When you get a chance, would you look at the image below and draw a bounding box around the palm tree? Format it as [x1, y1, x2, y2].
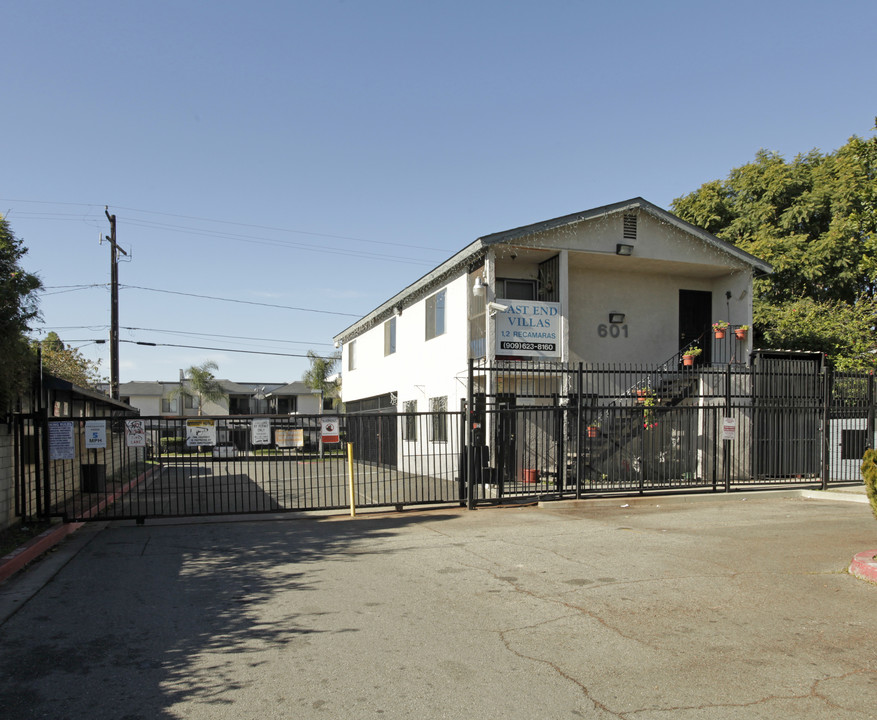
[302, 350, 341, 411]
[172, 361, 226, 415]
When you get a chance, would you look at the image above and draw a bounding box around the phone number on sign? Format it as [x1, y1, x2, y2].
[500, 341, 557, 352]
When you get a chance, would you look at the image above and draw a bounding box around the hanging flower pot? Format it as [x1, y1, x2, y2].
[682, 345, 702, 367]
[712, 321, 728, 339]
[735, 325, 749, 340]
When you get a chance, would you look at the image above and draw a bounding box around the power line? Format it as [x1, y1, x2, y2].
[34, 324, 334, 346]
[119, 339, 337, 359]
[121, 327, 334, 346]
[1, 198, 447, 252]
[119, 285, 362, 317]
[118, 217, 434, 265]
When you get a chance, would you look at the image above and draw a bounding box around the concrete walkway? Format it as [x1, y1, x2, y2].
[1, 492, 876, 718]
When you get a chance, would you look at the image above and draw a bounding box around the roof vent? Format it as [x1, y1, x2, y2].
[623, 214, 637, 240]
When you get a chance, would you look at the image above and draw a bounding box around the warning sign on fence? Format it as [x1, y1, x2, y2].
[321, 417, 340, 444]
[125, 419, 147, 448]
[186, 419, 216, 447]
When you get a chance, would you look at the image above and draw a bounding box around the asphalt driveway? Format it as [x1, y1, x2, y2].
[1, 492, 876, 719]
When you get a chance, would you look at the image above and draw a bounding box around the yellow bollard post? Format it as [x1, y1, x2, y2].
[347, 442, 356, 517]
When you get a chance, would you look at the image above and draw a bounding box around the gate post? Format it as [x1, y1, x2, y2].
[724, 363, 731, 493]
[466, 358, 475, 510]
[575, 363, 583, 500]
[821, 365, 832, 491]
[868, 371, 875, 451]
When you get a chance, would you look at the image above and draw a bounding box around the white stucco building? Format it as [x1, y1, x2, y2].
[118, 380, 322, 417]
[334, 198, 772, 415]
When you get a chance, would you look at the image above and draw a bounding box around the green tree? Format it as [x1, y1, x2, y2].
[173, 361, 226, 415]
[672, 120, 877, 368]
[0, 215, 42, 412]
[37, 332, 106, 389]
[302, 350, 341, 410]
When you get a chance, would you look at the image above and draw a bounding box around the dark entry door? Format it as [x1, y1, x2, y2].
[494, 394, 517, 489]
[678, 290, 712, 364]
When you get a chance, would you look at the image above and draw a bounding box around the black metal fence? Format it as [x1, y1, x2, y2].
[463, 355, 872, 504]
[32, 412, 463, 522]
[10, 354, 874, 523]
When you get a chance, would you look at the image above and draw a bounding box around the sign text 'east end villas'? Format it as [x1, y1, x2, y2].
[496, 300, 561, 358]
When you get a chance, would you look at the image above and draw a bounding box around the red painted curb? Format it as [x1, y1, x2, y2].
[0, 466, 158, 584]
[849, 550, 877, 584]
[0, 522, 83, 584]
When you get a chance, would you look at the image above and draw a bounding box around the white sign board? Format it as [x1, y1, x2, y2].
[495, 300, 561, 358]
[186, 419, 216, 447]
[321, 417, 340, 444]
[722, 417, 737, 441]
[125, 419, 147, 448]
[84, 420, 107, 449]
[276, 428, 304, 448]
[49, 421, 75, 460]
[252, 418, 271, 445]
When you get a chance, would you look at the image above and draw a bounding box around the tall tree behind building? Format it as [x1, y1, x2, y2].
[672, 119, 877, 369]
[0, 215, 42, 412]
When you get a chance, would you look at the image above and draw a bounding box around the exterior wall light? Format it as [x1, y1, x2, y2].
[608, 312, 626, 324]
[616, 244, 634, 256]
[472, 276, 485, 297]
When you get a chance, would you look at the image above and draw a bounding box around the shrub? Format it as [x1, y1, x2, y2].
[861, 448, 877, 521]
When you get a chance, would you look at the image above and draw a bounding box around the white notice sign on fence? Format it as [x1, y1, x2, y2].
[252, 418, 271, 445]
[84, 420, 107, 449]
[49, 421, 75, 460]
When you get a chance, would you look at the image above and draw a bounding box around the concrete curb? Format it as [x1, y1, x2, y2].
[540, 487, 868, 510]
[0, 466, 157, 585]
[0, 522, 84, 584]
[849, 550, 877, 584]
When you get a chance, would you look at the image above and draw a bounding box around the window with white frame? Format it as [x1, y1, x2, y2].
[425, 289, 446, 341]
[403, 399, 417, 441]
[384, 317, 396, 356]
[429, 396, 447, 442]
[161, 397, 179, 413]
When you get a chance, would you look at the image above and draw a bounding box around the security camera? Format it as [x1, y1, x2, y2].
[488, 301, 509, 313]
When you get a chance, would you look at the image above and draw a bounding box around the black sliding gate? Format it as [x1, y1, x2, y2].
[11, 354, 875, 524]
[31, 412, 463, 523]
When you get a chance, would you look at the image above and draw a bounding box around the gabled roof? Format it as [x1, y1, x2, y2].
[478, 197, 772, 274]
[333, 197, 772, 344]
[266, 381, 319, 397]
[119, 380, 299, 396]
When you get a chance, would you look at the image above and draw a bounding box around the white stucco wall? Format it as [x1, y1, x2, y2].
[340, 206, 761, 405]
[342, 273, 471, 410]
[565, 265, 752, 365]
[124, 395, 162, 416]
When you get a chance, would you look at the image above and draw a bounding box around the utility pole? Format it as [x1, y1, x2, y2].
[104, 208, 128, 400]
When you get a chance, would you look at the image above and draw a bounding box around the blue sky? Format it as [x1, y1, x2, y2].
[3, 0, 875, 385]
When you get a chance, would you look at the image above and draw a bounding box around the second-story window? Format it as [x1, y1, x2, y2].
[384, 317, 396, 356]
[426, 289, 446, 341]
